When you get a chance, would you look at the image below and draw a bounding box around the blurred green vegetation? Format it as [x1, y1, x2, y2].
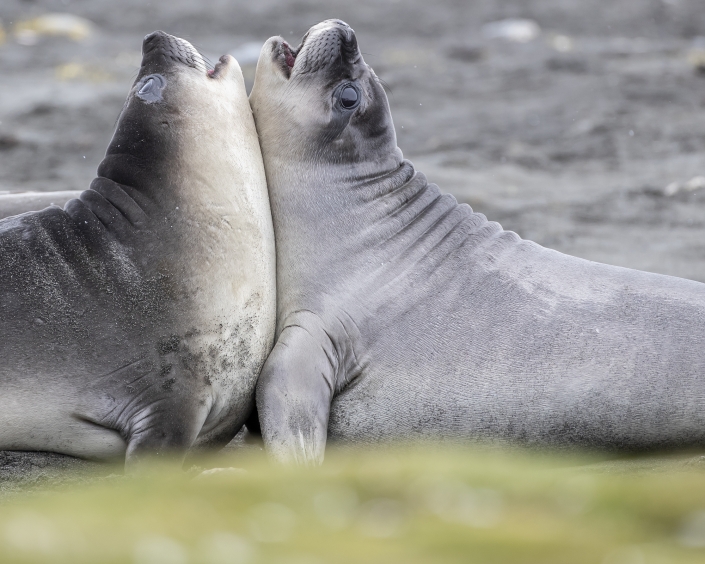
[1, 446, 705, 563]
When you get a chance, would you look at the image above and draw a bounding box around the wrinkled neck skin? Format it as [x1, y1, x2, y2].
[96, 93, 186, 218]
[264, 143, 451, 332]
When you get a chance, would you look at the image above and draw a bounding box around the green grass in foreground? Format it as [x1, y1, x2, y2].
[1, 446, 705, 563]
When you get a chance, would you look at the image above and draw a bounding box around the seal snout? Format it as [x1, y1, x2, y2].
[140, 30, 207, 73]
[142, 30, 172, 57]
[288, 20, 360, 78]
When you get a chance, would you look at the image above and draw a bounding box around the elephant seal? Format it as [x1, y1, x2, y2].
[249, 20, 705, 464]
[0, 191, 81, 220]
[0, 31, 276, 468]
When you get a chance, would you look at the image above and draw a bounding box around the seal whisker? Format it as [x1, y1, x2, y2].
[187, 40, 216, 71]
[377, 77, 393, 96]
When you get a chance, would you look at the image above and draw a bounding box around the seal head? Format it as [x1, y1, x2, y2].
[250, 20, 401, 185]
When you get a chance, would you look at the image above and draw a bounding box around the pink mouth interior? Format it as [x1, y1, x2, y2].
[282, 42, 297, 68]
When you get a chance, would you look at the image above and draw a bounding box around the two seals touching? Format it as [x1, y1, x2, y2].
[249, 20, 705, 464]
[0, 32, 276, 468]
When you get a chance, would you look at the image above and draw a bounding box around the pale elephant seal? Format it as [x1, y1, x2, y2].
[249, 20, 705, 464]
[0, 192, 81, 221]
[0, 31, 276, 468]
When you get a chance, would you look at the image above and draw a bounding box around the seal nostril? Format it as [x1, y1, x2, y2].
[142, 31, 165, 57]
[143, 31, 162, 46]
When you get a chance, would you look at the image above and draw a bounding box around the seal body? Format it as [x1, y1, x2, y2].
[0, 32, 275, 467]
[249, 20, 705, 464]
[0, 192, 81, 220]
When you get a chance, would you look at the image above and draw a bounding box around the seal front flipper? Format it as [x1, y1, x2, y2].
[75, 357, 212, 472]
[257, 315, 342, 465]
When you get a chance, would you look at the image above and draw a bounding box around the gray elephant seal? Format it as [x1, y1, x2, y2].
[249, 20, 705, 464]
[0, 191, 81, 220]
[0, 31, 275, 468]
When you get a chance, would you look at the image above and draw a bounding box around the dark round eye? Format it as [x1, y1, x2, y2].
[340, 86, 360, 109]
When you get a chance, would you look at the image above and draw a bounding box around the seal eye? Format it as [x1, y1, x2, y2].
[340, 86, 360, 109]
[138, 78, 155, 95]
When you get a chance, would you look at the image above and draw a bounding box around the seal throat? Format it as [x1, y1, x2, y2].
[367, 162, 506, 277]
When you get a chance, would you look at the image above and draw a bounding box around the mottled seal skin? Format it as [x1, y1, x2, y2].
[0, 31, 276, 469]
[249, 20, 705, 464]
[0, 192, 81, 221]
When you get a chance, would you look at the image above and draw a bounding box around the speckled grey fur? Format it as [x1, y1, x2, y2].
[0, 31, 276, 470]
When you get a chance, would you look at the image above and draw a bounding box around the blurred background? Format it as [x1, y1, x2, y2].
[1, 0, 705, 283]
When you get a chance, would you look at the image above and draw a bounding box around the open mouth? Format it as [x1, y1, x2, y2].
[274, 27, 313, 79]
[275, 41, 299, 78]
[282, 42, 297, 69]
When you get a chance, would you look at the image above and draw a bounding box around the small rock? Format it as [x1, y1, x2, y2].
[663, 182, 681, 196]
[0, 134, 20, 151]
[663, 176, 705, 196]
[14, 13, 94, 45]
[446, 44, 484, 62]
[688, 49, 705, 75]
[481, 19, 541, 43]
[684, 176, 705, 191]
[551, 34, 573, 53]
[546, 56, 588, 73]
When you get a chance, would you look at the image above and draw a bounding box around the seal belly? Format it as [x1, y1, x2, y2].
[0, 383, 126, 459]
[329, 238, 705, 450]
